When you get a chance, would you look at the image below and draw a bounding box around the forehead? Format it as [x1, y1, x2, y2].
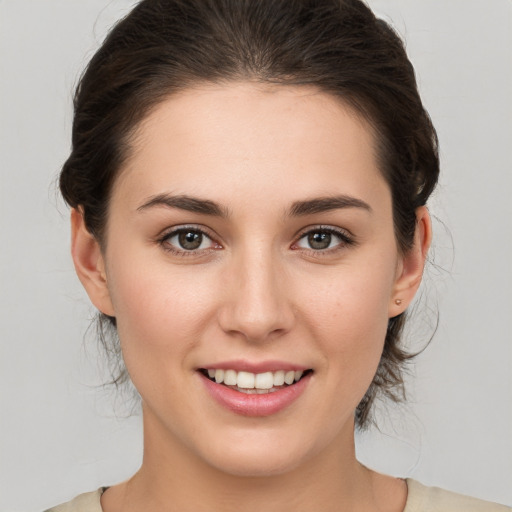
[114, 82, 388, 213]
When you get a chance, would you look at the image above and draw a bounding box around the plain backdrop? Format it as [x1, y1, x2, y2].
[1, 1, 511, 510]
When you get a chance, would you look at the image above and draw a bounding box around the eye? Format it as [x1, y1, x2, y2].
[293, 227, 353, 252]
[160, 227, 220, 253]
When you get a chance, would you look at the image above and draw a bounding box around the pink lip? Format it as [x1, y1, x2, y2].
[199, 359, 310, 373]
[198, 371, 312, 417]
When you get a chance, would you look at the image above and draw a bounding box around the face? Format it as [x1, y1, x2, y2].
[76, 83, 425, 477]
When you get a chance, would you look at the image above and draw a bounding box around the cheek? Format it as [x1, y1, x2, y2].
[299, 260, 395, 377]
[106, 257, 219, 370]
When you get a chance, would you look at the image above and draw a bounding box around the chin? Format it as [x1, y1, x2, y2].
[193, 429, 320, 478]
[208, 449, 303, 478]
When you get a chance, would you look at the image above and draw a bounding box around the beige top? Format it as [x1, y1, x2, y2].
[45, 479, 511, 511]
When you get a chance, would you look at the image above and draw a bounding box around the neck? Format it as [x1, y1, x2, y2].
[102, 406, 405, 512]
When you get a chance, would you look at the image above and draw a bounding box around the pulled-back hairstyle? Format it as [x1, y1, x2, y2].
[60, 0, 439, 428]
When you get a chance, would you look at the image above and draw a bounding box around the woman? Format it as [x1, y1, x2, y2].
[41, 0, 509, 510]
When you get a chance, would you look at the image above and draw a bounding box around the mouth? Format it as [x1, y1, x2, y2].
[199, 368, 313, 394]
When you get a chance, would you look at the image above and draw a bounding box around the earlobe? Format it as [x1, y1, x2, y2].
[389, 206, 432, 317]
[70, 208, 115, 317]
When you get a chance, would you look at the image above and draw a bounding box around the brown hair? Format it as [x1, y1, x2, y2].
[60, 0, 439, 428]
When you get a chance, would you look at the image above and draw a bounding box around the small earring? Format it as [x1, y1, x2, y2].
[395, 299, 402, 305]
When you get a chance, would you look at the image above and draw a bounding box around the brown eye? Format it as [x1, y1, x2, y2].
[294, 227, 353, 253]
[163, 228, 217, 252]
[307, 231, 332, 250]
[178, 231, 203, 250]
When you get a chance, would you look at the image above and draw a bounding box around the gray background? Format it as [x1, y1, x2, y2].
[1, 1, 511, 510]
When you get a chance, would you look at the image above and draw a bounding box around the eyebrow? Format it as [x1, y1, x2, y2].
[137, 193, 371, 218]
[289, 195, 372, 216]
[137, 193, 230, 217]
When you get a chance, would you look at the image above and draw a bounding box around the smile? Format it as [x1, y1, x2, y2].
[198, 366, 313, 416]
[200, 368, 311, 394]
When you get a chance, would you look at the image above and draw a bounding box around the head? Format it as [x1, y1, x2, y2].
[61, 0, 438, 441]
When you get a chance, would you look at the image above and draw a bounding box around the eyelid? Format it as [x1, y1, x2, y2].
[291, 225, 356, 252]
[155, 223, 355, 257]
[157, 224, 222, 255]
[293, 224, 354, 241]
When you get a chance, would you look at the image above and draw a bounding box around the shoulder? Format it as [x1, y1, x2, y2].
[405, 479, 511, 512]
[43, 489, 104, 512]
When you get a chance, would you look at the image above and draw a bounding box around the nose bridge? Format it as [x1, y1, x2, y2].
[218, 242, 294, 341]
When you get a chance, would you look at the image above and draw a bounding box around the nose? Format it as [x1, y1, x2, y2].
[217, 248, 295, 342]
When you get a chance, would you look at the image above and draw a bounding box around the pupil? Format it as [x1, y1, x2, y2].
[308, 232, 331, 250]
[179, 231, 202, 250]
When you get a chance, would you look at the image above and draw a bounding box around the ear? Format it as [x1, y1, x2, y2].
[389, 206, 432, 317]
[71, 208, 115, 317]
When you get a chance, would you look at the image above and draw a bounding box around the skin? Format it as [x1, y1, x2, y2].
[72, 83, 431, 512]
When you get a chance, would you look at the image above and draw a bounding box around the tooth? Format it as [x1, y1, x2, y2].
[224, 369, 237, 385]
[256, 388, 269, 394]
[273, 370, 285, 386]
[255, 372, 273, 389]
[212, 368, 305, 389]
[284, 370, 295, 385]
[237, 371, 255, 389]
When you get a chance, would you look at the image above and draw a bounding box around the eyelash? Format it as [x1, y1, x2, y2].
[157, 225, 355, 257]
[292, 225, 356, 255]
[157, 225, 221, 257]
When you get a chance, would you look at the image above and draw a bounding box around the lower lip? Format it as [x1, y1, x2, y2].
[199, 372, 311, 417]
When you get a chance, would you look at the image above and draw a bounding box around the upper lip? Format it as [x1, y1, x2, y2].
[198, 359, 311, 373]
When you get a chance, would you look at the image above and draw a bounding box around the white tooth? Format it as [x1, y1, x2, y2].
[214, 369, 225, 383]
[255, 372, 273, 389]
[224, 369, 237, 385]
[273, 370, 285, 386]
[237, 371, 255, 389]
[284, 370, 295, 385]
[207, 369, 215, 378]
[294, 370, 303, 382]
[256, 388, 269, 394]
